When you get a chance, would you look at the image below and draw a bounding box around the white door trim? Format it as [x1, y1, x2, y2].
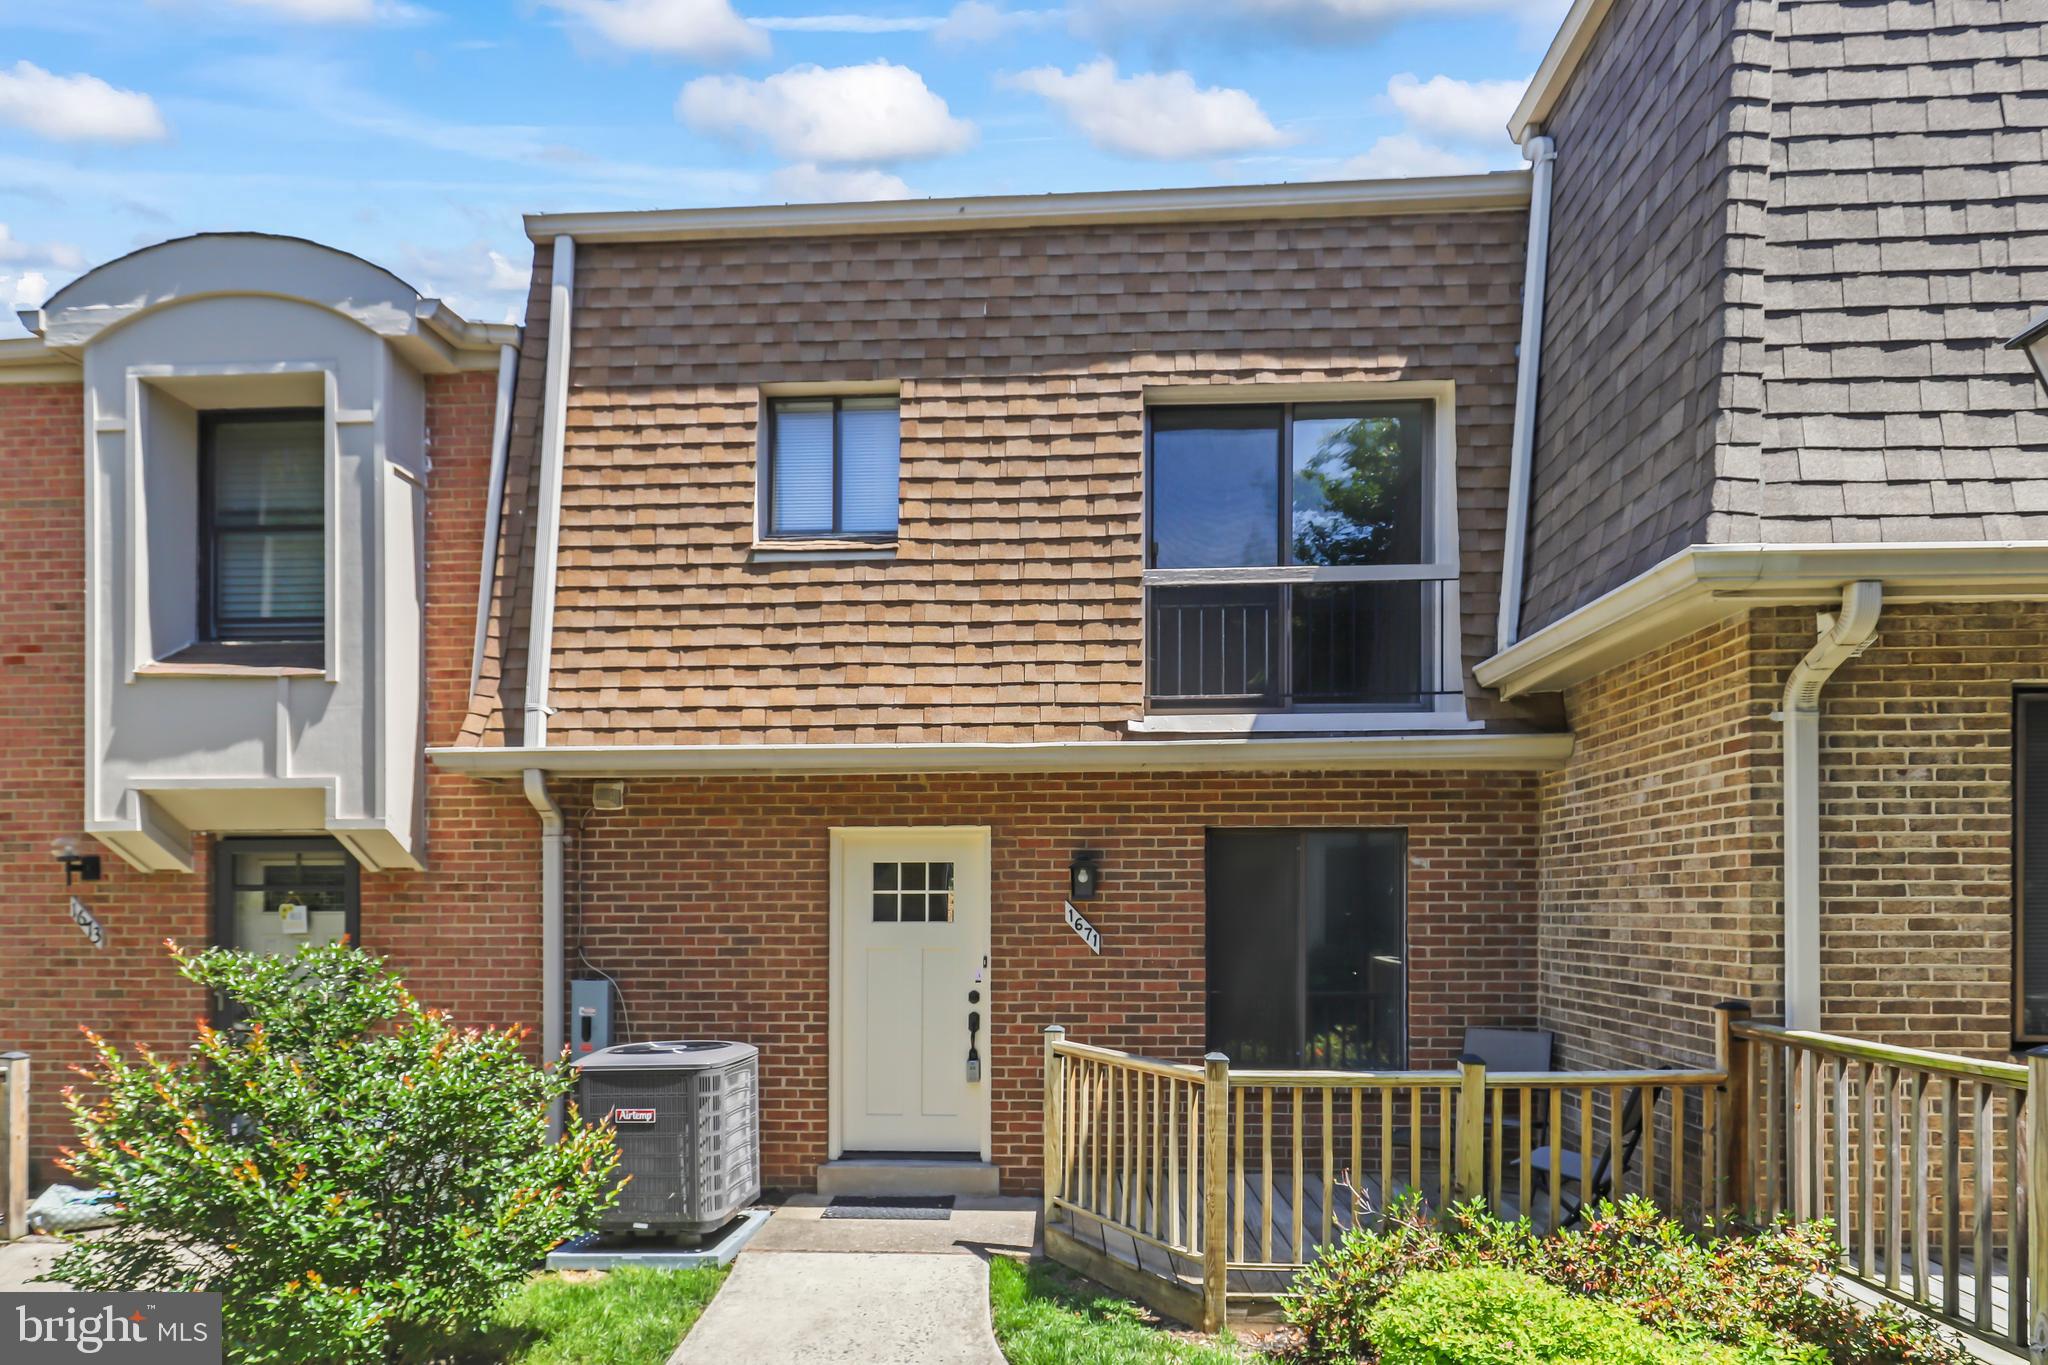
[827, 825, 993, 1162]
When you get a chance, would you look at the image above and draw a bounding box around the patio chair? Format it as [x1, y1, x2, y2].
[1523, 1082, 1650, 1229]
[1463, 1026, 1555, 1144]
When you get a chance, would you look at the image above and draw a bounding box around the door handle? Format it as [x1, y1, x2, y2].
[966, 1010, 982, 1083]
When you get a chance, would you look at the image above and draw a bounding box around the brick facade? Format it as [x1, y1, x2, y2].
[545, 769, 1539, 1193]
[1539, 600, 2047, 1069]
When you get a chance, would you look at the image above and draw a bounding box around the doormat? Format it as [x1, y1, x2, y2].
[821, 1196, 955, 1221]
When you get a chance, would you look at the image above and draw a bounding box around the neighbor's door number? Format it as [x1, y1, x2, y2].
[70, 896, 106, 950]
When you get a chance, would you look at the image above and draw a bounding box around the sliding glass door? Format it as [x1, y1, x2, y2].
[1205, 829, 1406, 1069]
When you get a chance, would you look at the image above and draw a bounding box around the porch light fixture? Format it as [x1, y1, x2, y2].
[51, 836, 101, 886]
[2010, 307, 2048, 398]
[1069, 851, 1101, 902]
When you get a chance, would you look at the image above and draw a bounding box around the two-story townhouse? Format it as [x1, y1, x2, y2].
[0, 178, 1564, 1198]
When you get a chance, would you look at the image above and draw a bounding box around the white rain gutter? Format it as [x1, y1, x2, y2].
[1496, 133, 1557, 653]
[524, 234, 575, 747]
[1778, 580, 1882, 1031]
[523, 767, 566, 1139]
[468, 342, 519, 699]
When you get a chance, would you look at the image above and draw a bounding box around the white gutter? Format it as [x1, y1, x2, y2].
[524, 235, 574, 746]
[524, 171, 1532, 245]
[1777, 581, 1882, 1031]
[523, 767, 566, 1139]
[1477, 541, 2048, 699]
[430, 731, 1575, 778]
[1496, 133, 1557, 652]
[468, 342, 519, 700]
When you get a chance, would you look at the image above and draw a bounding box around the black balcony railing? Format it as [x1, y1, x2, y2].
[1146, 578, 1447, 711]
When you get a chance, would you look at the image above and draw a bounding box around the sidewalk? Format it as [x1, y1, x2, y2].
[669, 1197, 1039, 1365]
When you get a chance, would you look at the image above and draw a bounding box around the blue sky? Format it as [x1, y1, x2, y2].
[0, 0, 1565, 333]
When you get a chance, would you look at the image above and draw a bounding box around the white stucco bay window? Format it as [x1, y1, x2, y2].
[19, 233, 513, 874]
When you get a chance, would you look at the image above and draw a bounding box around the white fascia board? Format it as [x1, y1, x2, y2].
[1509, 0, 1620, 143]
[524, 173, 1532, 245]
[428, 732, 1574, 778]
[1475, 541, 2048, 697]
[0, 335, 79, 384]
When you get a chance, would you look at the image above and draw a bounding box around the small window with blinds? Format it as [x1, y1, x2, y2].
[200, 410, 325, 641]
[765, 396, 900, 539]
[2019, 692, 2048, 1041]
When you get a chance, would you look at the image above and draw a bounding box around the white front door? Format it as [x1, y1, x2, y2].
[833, 827, 991, 1155]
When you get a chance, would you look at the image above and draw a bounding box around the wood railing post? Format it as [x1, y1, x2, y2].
[1043, 1026, 1065, 1231]
[1, 1052, 26, 1243]
[1454, 1054, 1486, 1207]
[1715, 1002, 1752, 1217]
[2026, 1048, 2048, 1362]
[1201, 1052, 1229, 1336]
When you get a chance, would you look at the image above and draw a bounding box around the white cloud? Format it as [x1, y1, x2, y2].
[768, 163, 912, 202]
[934, 2, 1063, 42]
[398, 241, 533, 326]
[1336, 133, 1484, 180]
[2, 269, 50, 313]
[1386, 72, 1528, 145]
[678, 62, 974, 164]
[0, 63, 167, 144]
[0, 225, 86, 272]
[543, 0, 769, 61]
[755, 13, 941, 31]
[205, 0, 432, 22]
[486, 249, 529, 292]
[1004, 59, 1288, 160]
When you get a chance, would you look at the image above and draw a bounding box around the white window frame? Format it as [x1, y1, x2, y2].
[1134, 380, 1466, 731]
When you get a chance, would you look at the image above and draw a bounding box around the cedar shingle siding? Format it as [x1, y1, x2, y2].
[474, 213, 1545, 745]
[1522, 0, 2048, 634]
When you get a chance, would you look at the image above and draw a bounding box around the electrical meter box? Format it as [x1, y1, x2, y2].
[571, 977, 615, 1057]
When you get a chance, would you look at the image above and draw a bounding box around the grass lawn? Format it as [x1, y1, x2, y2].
[989, 1256, 1249, 1365]
[433, 1265, 728, 1365]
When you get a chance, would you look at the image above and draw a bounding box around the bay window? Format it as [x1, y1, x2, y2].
[1144, 400, 1453, 713]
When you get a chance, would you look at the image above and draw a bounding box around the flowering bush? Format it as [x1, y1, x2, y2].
[51, 940, 620, 1365]
[1285, 1196, 1968, 1365]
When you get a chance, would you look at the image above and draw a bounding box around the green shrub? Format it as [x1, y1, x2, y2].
[51, 940, 621, 1365]
[1366, 1267, 1763, 1365]
[1285, 1195, 1967, 1365]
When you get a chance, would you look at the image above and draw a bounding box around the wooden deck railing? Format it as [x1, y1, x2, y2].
[1733, 1014, 2036, 1350]
[1045, 1008, 2048, 1351]
[1043, 1021, 1733, 1331]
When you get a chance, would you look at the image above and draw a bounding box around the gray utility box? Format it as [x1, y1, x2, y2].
[574, 1040, 760, 1237]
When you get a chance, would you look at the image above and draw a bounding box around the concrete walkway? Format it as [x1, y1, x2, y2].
[670, 1197, 1038, 1365]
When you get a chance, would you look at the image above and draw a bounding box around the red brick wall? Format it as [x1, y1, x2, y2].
[0, 374, 542, 1172]
[546, 769, 1539, 1193]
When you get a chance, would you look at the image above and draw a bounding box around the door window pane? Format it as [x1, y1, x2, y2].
[218, 841, 355, 958]
[1290, 403, 1428, 566]
[1206, 829, 1405, 1069]
[871, 860, 954, 926]
[1149, 585, 1281, 706]
[1290, 582, 1426, 707]
[1150, 408, 1282, 569]
[206, 413, 324, 639]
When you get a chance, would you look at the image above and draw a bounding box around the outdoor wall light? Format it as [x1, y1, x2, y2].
[2010, 307, 2048, 398]
[1069, 850, 1102, 902]
[51, 835, 102, 886]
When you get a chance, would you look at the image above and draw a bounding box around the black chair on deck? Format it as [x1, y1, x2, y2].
[1523, 1083, 1650, 1228]
[1463, 1026, 1555, 1145]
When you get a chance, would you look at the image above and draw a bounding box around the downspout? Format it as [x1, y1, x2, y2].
[1778, 580, 1882, 1031]
[525, 234, 575, 748]
[468, 342, 519, 700]
[524, 767, 566, 1139]
[1496, 133, 1557, 653]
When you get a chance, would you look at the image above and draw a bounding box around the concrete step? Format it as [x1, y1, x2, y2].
[816, 1156, 1001, 1198]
